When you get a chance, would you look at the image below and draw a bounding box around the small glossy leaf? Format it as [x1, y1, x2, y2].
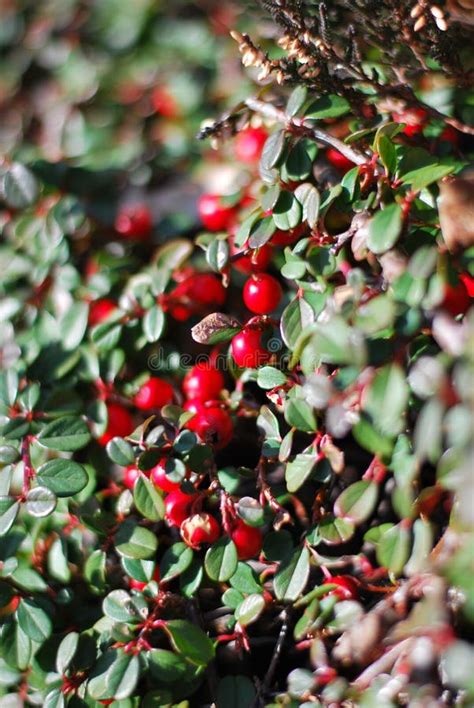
[160, 542, 193, 582]
[235, 594, 265, 626]
[284, 398, 317, 433]
[205, 537, 238, 582]
[36, 459, 88, 497]
[164, 619, 215, 666]
[285, 453, 317, 493]
[376, 522, 411, 577]
[367, 203, 403, 254]
[37, 416, 91, 451]
[25, 486, 57, 518]
[17, 598, 52, 643]
[318, 515, 355, 545]
[143, 306, 165, 343]
[115, 520, 158, 560]
[133, 474, 165, 521]
[334, 480, 379, 524]
[274, 546, 310, 601]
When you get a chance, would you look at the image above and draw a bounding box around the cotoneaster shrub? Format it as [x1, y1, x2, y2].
[0, 1, 473, 706]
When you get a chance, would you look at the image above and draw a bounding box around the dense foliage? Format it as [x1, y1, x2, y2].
[1, 1, 473, 706]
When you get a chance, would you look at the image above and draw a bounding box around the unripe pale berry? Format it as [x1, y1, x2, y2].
[243, 273, 282, 314]
[231, 328, 271, 369]
[134, 377, 174, 411]
[98, 404, 134, 446]
[231, 520, 263, 560]
[181, 512, 221, 548]
[183, 363, 224, 402]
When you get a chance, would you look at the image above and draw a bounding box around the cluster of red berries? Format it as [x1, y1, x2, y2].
[97, 376, 174, 446]
[182, 362, 233, 449]
[165, 271, 226, 321]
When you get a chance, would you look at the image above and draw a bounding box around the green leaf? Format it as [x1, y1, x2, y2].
[286, 85, 308, 117]
[352, 416, 394, 457]
[285, 453, 317, 493]
[317, 515, 355, 545]
[0, 370, 19, 407]
[37, 416, 91, 451]
[260, 129, 286, 171]
[2, 163, 39, 208]
[237, 497, 265, 527]
[364, 364, 409, 437]
[106, 437, 135, 466]
[0, 444, 19, 464]
[103, 589, 144, 624]
[257, 405, 281, 439]
[376, 522, 411, 577]
[56, 632, 79, 675]
[60, 302, 89, 350]
[24, 487, 57, 518]
[273, 191, 302, 231]
[280, 297, 315, 350]
[149, 649, 193, 683]
[115, 520, 158, 560]
[1, 621, 32, 671]
[284, 141, 313, 181]
[284, 398, 317, 433]
[207, 238, 230, 272]
[401, 163, 455, 191]
[367, 203, 403, 254]
[308, 317, 366, 366]
[133, 474, 165, 522]
[160, 542, 193, 582]
[106, 651, 140, 700]
[376, 134, 397, 175]
[306, 95, 350, 119]
[257, 366, 287, 390]
[84, 549, 107, 593]
[294, 183, 320, 228]
[248, 215, 277, 249]
[17, 598, 52, 643]
[36, 459, 88, 497]
[191, 312, 241, 345]
[274, 546, 310, 601]
[205, 537, 238, 582]
[164, 619, 215, 666]
[0, 498, 20, 535]
[143, 305, 165, 343]
[334, 480, 379, 524]
[235, 593, 265, 626]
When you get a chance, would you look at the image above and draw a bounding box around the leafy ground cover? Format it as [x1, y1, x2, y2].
[0, 1, 473, 706]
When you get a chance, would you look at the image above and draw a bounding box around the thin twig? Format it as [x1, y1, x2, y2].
[254, 608, 290, 707]
[244, 97, 369, 165]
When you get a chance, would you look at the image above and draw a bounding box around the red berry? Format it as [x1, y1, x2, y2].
[88, 299, 117, 326]
[151, 87, 178, 118]
[231, 328, 271, 369]
[185, 273, 226, 306]
[183, 363, 224, 402]
[326, 148, 356, 173]
[231, 520, 263, 560]
[315, 667, 337, 686]
[165, 490, 196, 528]
[98, 404, 134, 446]
[151, 457, 182, 493]
[323, 575, 359, 601]
[393, 108, 428, 137]
[442, 280, 471, 316]
[115, 203, 152, 240]
[439, 126, 459, 146]
[198, 194, 236, 231]
[123, 465, 141, 490]
[271, 224, 305, 246]
[243, 273, 282, 314]
[134, 377, 174, 411]
[230, 236, 273, 274]
[460, 273, 474, 297]
[234, 126, 268, 163]
[181, 513, 221, 548]
[186, 404, 233, 449]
